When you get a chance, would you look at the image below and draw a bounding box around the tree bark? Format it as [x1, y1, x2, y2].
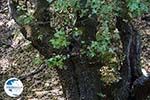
[57, 57, 101, 100]
[9, 0, 150, 100]
[9, 0, 102, 100]
[114, 17, 150, 100]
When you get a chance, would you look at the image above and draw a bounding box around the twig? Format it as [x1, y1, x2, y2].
[18, 64, 47, 80]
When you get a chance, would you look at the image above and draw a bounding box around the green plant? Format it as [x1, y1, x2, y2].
[47, 55, 66, 68]
[15, 0, 149, 74]
[17, 14, 34, 25]
[127, 0, 149, 17]
[49, 29, 70, 49]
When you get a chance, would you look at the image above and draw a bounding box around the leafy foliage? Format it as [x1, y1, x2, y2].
[15, 0, 150, 83]
[33, 53, 43, 65]
[100, 66, 121, 85]
[127, 0, 149, 17]
[47, 55, 66, 68]
[49, 29, 70, 49]
[17, 14, 34, 25]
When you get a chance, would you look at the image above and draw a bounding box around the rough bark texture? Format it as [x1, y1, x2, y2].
[57, 57, 101, 100]
[9, 0, 101, 100]
[115, 17, 150, 100]
[131, 76, 150, 100]
[8, 0, 150, 100]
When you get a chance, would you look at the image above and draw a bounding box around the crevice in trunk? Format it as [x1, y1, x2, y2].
[115, 16, 146, 100]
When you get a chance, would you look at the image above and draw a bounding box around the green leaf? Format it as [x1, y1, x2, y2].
[47, 55, 66, 68]
[49, 30, 70, 49]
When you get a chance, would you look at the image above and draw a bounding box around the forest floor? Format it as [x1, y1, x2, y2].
[0, 0, 64, 100]
[0, 0, 149, 100]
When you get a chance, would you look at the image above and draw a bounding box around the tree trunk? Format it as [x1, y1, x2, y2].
[9, 0, 150, 100]
[9, 0, 102, 100]
[114, 17, 146, 100]
[57, 57, 101, 100]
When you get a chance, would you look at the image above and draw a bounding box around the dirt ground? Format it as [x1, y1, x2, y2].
[0, 0, 64, 100]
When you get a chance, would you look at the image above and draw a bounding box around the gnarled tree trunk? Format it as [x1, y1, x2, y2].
[114, 17, 150, 100]
[8, 0, 150, 100]
[9, 0, 102, 100]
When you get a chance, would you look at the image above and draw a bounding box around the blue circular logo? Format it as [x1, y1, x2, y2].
[4, 78, 23, 97]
